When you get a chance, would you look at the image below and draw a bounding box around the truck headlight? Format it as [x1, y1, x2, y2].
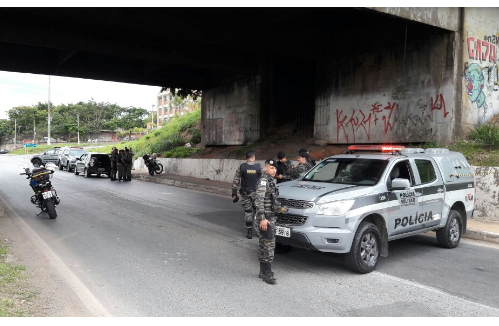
[316, 200, 355, 216]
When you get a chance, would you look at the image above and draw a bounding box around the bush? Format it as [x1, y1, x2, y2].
[150, 134, 186, 154]
[189, 129, 202, 144]
[163, 147, 200, 158]
[469, 125, 499, 147]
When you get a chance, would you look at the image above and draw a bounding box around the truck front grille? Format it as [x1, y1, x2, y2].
[276, 213, 308, 226]
[280, 198, 315, 209]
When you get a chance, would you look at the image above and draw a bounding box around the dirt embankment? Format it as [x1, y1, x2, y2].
[193, 139, 349, 161]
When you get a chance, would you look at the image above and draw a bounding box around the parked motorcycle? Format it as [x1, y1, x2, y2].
[143, 153, 164, 176]
[20, 164, 60, 219]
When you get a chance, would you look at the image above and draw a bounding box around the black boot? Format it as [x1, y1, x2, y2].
[262, 262, 276, 284]
[245, 222, 253, 239]
[259, 262, 265, 279]
[246, 227, 253, 239]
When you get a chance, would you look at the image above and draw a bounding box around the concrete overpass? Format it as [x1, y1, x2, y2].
[1, 8, 497, 145]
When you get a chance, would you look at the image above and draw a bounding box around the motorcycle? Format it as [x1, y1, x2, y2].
[20, 163, 60, 219]
[142, 153, 164, 176]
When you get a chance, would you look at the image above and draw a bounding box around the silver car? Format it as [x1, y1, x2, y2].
[31, 147, 61, 166]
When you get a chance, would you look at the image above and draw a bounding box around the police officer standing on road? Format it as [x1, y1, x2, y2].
[124, 148, 133, 181]
[117, 149, 125, 182]
[255, 159, 280, 284]
[110, 147, 118, 181]
[275, 151, 292, 184]
[232, 151, 262, 239]
[282, 152, 313, 180]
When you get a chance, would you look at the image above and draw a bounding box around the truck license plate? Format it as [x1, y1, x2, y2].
[98, 168, 105, 171]
[42, 192, 53, 199]
[275, 226, 291, 238]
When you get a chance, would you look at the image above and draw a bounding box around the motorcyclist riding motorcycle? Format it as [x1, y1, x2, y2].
[21, 159, 60, 219]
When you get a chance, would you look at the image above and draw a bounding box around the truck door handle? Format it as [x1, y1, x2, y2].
[437, 188, 444, 193]
[415, 192, 422, 197]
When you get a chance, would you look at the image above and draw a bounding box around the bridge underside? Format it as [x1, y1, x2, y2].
[0, 8, 461, 145]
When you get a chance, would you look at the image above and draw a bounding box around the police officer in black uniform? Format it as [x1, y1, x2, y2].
[298, 147, 316, 166]
[231, 151, 262, 239]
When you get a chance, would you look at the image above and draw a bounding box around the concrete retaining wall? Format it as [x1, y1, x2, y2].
[473, 166, 499, 222]
[134, 158, 499, 222]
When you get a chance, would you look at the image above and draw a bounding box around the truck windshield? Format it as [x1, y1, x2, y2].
[303, 158, 389, 186]
[69, 150, 86, 157]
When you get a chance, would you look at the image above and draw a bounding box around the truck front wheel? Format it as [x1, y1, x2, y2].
[346, 222, 381, 274]
[436, 210, 462, 249]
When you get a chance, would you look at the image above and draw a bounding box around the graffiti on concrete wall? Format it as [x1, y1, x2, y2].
[335, 95, 450, 143]
[465, 35, 499, 121]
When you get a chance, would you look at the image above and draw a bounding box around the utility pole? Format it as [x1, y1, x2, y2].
[33, 111, 36, 144]
[47, 76, 51, 145]
[14, 118, 16, 146]
[77, 113, 80, 144]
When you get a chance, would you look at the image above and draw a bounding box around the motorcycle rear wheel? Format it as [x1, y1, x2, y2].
[45, 200, 57, 219]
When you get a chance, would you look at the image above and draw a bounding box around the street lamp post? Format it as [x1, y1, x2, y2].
[151, 105, 155, 129]
[77, 113, 80, 144]
[47, 76, 51, 145]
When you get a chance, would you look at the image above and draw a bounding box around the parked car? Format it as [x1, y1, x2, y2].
[31, 147, 61, 166]
[74, 153, 111, 178]
[0, 149, 9, 154]
[58, 147, 88, 172]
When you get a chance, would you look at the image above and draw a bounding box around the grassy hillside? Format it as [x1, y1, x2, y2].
[122, 109, 201, 159]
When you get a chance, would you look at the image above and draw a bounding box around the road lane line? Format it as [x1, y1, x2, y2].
[0, 196, 112, 317]
[373, 271, 499, 314]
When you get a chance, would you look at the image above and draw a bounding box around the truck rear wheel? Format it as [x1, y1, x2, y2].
[346, 222, 381, 274]
[436, 210, 462, 249]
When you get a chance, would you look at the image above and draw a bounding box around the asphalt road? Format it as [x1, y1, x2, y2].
[1, 154, 499, 317]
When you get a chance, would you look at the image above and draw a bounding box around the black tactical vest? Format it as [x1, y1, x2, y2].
[240, 162, 262, 192]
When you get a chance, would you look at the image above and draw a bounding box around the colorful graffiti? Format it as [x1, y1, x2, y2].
[464, 63, 487, 110]
[465, 35, 499, 120]
[335, 95, 449, 143]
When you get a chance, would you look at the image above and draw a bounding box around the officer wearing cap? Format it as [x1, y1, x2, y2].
[275, 151, 292, 184]
[255, 158, 281, 285]
[298, 147, 316, 166]
[284, 152, 313, 180]
[110, 147, 118, 181]
[231, 151, 262, 239]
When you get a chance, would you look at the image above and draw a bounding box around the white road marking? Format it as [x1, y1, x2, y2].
[373, 271, 499, 314]
[0, 197, 112, 317]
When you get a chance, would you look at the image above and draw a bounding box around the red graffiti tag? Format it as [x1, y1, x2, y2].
[468, 37, 497, 63]
[336, 109, 349, 143]
[382, 102, 398, 134]
[431, 94, 450, 119]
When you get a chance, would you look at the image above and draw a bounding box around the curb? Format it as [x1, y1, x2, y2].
[132, 174, 232, 197]
[133, 173, 499, 245]
[463, 229, 499, 244]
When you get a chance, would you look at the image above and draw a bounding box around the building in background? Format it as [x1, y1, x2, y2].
[156, 88, 200, 127]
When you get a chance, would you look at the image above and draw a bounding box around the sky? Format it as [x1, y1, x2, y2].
[0, 70, 161, 119]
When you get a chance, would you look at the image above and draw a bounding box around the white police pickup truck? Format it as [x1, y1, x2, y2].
[275, 145, 475, 274]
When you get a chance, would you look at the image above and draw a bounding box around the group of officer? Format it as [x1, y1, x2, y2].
[231, 148, 316, 285]
[110, 147, 134, 182]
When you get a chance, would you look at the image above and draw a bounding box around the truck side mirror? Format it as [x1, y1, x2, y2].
[390, 178, 411, 190]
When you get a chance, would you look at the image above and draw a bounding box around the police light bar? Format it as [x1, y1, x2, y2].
[348, 145, 406, 153]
